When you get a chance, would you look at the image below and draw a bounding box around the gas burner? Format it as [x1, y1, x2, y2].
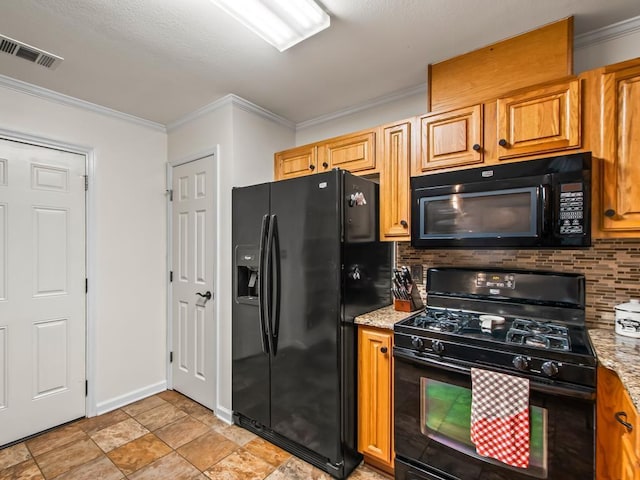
[411, 309, 475, 333]
[505, 319, 571, 351]
[511, 319, 569, 337]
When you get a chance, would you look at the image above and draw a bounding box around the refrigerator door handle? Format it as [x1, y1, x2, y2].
[270, 215, 281, 356]
[265, 214, 279, 356]
[258, 213, 271, 354]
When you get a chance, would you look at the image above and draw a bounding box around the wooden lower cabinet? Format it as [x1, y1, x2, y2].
[357, 325, 394, 473]
[597, 366, 640, 479]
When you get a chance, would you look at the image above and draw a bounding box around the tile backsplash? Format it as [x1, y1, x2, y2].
[397, 238, 640, 329]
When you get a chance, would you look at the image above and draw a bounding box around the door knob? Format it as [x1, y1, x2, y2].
[196, 291, 212, 301]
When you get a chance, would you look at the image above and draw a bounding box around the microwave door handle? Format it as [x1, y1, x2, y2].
[540, 184, 551, 236]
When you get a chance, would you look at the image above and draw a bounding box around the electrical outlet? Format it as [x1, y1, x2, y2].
[411, 265, 423, 284]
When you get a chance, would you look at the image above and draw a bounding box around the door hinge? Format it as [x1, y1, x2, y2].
[85, 380, 88, 396]
[166, 189, 173, 201]
[169, 271, 173, 282]
[169, 351, 173, 363]
[84, 175, 88, 191]
[85, 278, 88, 293]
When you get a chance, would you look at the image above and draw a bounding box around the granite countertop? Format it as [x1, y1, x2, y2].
[354, 305, 419, 330]
[589, 328, 640, 411]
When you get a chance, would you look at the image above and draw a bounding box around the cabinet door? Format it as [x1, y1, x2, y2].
[496, 79, 580, 159]
[319, 130, 377, 174]
[597, 366, 624, 479]
[619, 388, 640, 480]
[380, 120, 411, 241]
[600, 65, 640, 232]
[417, 104, 483, 173]
[358, 326, 393, 469]
[274, 144, 317, 180]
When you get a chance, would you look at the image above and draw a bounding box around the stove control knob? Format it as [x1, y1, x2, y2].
[512, 356, 529, 371]
[431, 340, 445, 355]
[541, 361, 559, 378]
[411, 336, 425, 350]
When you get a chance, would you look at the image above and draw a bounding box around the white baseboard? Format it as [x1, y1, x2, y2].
[94, 381, 167, 416]
[215, 404, 234, 425]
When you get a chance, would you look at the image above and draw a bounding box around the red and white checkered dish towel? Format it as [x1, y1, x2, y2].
[470, 368, 530, 468]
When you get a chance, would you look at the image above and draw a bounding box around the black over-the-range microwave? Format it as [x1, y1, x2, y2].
[410, 152, 592, 248]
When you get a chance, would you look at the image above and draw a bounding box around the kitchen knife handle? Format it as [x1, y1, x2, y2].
[258, 214, 270, 354]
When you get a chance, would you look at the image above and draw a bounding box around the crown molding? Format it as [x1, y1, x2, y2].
[296, 83, 426, 131]
[167, 93, 295, 132]
[0, 74, 166, 132]
[575, 14, 640, 50]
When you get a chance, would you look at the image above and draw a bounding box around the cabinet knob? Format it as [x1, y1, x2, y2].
[604, 209, 616, 218]
[309, 164, 315, 171]
[498, 139, 508, 147]
[380, 346, 388, 354]
[472, 143, 481, 152]
[400, 220, 408, 228]
[615, 411, 633, 433]
[322, 162, 329, 168]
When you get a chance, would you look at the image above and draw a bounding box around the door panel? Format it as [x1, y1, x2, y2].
[269, 172, 342, 463]
[0, 138, 86, 446]
[231, 183, 271, 427]
[171, 155, 216, 409]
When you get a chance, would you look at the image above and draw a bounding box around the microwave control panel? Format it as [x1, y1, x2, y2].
[558, 182, 584, 235]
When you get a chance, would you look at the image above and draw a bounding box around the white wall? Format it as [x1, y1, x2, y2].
[574, 25, 640, 73]
[167, 98, 294, 418]
[0, 85, 168, 412]
[295, 89, 426, 146]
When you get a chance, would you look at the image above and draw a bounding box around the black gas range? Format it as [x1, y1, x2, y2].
[393, 267, 596, 480]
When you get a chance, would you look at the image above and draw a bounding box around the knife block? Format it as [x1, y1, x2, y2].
[394, 299, 414, 312]
[393, 285, 424, 312]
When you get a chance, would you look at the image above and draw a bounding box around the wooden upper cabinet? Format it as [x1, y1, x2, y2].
[318, 130, 377, 174]
[380, 120, 412, 241]
[416, 104, 483, 174]
[495, 78, 581, 160]
[358, 326, 394, 473]
[599, 63, 640, 233]
[274, 144, 317, 180]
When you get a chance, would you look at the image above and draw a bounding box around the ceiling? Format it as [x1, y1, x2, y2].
[2, 0, 640, 127]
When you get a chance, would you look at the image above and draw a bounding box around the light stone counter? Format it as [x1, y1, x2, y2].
[589, 328, 640, 411]
[354, 305, 420, 330]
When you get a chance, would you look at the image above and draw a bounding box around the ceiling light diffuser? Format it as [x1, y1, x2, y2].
[210, 0, 330, 52]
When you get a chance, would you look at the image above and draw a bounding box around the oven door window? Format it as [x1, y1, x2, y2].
[421, 378, 548, 478]
[419, 187, 539, 239]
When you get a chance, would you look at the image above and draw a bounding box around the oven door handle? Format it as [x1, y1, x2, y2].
[393, 347, 595, 400]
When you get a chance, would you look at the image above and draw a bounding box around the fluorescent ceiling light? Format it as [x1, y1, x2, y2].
[210, 0, 330, 52]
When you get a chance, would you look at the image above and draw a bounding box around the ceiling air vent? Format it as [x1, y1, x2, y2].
[0, 34, 63, 70]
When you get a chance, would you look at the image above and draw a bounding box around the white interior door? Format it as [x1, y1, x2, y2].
[171, 155, 216, 409]
[0, 138, 86, 446]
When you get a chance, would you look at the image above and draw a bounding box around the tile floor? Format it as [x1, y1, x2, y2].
[0, 390, 391, 480]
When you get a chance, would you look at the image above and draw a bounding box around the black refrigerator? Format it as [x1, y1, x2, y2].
[232, 169, 392, 478]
